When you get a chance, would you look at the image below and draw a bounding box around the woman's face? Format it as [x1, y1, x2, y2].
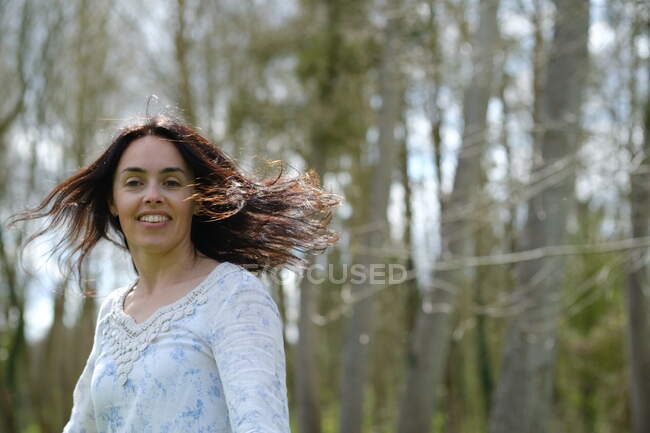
[110, 135, 196, 257]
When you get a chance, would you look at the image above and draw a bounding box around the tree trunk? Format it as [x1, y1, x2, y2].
[294, 267, 323, 433]
[488, 2, 590, 433]
[175, 0, 197, 124]
[624, 49, 650, 433]
[0, 3, 31, 431]
[395, 2, 499, 432]
[339, 10, 402, 433]
[294, 146, 326, 433]
[0, 227, 24, 433]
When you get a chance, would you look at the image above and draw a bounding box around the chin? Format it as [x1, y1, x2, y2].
[131, 239, 177, 254]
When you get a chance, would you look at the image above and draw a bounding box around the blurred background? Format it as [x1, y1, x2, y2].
[0, 0, 649, 432]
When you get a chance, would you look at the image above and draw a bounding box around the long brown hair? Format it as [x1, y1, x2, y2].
[9, 116, 340, 288]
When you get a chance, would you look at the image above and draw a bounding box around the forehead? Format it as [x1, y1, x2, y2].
[116, 135, 190, 173]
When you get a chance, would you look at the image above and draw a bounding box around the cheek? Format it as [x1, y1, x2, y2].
[112, 195, 136, 222]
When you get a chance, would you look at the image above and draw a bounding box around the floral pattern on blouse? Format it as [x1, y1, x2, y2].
[62, 262, 290, 433]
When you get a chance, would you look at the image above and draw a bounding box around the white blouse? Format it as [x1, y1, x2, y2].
[62, 262, 290, 433]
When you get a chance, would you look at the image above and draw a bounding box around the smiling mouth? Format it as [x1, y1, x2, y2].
[137, 215, 171, 223]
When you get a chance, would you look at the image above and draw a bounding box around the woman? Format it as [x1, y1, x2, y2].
[12, 116, 339, 432]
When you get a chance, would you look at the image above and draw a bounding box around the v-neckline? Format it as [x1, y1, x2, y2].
[115, 261, 230, 329]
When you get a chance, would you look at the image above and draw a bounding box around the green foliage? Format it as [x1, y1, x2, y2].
[555, 199, 630, 432]
[293, 0, 376, 159]
[295, 32, 378, 88]
[21, 424, 41, 433]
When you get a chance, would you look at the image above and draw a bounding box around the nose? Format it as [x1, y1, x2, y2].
[143, 183, 163, 204]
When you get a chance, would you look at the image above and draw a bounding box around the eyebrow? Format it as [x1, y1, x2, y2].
[121, 167, 187, 175]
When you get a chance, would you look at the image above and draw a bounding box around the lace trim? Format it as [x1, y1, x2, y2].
[103, 262, 238, 386]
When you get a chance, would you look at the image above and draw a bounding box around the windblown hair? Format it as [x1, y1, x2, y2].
[10, 116, 340, 288]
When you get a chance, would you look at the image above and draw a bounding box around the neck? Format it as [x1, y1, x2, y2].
[129, 241, 217, 296]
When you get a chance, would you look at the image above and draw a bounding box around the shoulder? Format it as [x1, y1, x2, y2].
[206, 262, 280, 320]
[206, 262, 271, 299]
[94, 283, 130, 323]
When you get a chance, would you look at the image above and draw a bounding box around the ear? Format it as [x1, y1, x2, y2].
[192, 201, 203, 216]
[108, 199, 118, 217]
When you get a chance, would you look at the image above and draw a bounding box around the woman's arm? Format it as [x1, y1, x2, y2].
[210, 272, 290, 433]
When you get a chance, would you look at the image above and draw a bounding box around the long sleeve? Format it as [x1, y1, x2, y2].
[210, 273, 290, 433]
[62, 296, 110, 433]
[62, 348, 98, 433]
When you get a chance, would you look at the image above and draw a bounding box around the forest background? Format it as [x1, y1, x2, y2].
[0, 0, 649, 432]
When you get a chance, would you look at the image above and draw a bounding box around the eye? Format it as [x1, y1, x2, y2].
[125, 178, 142, 187]
[164, 178, 182, 187]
